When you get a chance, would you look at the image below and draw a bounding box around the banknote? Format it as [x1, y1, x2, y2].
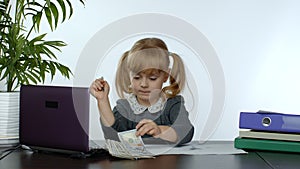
[117, 129, 145, 152]
[104, 129, 154, 159]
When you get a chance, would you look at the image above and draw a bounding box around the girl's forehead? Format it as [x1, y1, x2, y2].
[131, 69, 163, 76]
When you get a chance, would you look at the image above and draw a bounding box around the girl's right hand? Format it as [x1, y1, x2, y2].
[89, 77, 110, 100]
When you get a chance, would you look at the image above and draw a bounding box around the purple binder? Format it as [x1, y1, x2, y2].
[239, 111, 300, 133]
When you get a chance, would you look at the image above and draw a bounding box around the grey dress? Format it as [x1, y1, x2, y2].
[101, 95, 194, 145]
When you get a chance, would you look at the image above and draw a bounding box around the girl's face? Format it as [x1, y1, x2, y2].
[130, 69, 168, 106]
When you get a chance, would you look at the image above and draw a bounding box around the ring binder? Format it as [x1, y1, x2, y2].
[239, 111, 300, 133]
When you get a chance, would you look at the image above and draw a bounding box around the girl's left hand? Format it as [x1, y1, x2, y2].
[135, 119, 161, 137]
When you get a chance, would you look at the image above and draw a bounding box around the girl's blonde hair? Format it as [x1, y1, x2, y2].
[115, 37, 186, 98]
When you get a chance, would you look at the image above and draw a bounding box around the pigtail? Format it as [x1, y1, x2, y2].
[163, 53, 186, 98]
[115, 51, 131, 98]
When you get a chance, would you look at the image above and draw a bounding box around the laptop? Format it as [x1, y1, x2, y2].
[19, 85, 105, 157]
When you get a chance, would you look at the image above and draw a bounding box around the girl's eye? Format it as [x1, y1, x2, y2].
[149, 77, 157, 81]
[133, 76, 140, 80]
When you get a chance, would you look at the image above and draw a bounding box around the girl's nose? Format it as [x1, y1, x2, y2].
[140, 78, 148, 88]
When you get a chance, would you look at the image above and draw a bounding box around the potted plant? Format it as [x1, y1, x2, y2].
[0, 0, 85, 144]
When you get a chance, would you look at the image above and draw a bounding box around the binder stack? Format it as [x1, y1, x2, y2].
[234, 110, 300, 153]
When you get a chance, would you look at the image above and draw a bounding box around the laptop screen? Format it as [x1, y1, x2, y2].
[19, 85, 90, 153]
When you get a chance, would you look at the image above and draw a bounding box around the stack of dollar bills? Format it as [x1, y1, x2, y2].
[105, 129, 154, 159]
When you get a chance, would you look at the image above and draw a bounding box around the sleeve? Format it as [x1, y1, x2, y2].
[168, 96, 194, 145]
[100, 101, 133, 141]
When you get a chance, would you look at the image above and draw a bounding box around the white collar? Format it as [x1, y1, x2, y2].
[126, 94, 166, 114]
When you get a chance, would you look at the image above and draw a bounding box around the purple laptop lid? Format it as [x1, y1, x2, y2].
[19, 85, 90, 153]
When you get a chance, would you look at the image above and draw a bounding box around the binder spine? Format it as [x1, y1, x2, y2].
[239, 112, 300, 133]
[234, 137, 300, 153]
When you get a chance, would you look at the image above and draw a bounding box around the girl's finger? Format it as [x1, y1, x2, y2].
[136, 119, 151, 130]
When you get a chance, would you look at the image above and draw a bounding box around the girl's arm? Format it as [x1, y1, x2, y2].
[136, 119, 178, 143]
[168, 97, 194, 145]
[90, 78, 115, 126]
[97, 96, 115, 126]
[156, 125, 178, 142]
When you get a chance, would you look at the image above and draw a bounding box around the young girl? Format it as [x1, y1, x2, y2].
[90, 37, 194, 145]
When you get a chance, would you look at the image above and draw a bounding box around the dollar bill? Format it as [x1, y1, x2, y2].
[118, 129, 145, 152]
[105, 129, 154, 159]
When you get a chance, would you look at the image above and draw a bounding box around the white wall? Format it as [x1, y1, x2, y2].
[42, 0, 300, 141]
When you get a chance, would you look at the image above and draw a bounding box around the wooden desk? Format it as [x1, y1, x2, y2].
[257, 151, 300, 169]
[0, 147, 278, 169]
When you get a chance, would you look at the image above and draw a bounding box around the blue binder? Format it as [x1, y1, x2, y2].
[239, 111, 300, 133]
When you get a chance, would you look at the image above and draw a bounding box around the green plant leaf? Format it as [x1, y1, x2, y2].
[65, 0, 73, 19]
[44, 7, 53, 31]
[40, 61, 47, 82]
[24, 71, 39, 84]
[48, 61, 56, 80]
[45, 0, 51, 10]
[49, 2, 59, 29]
[44, 40, 66, 50]
[32, 11, 42, 32]
[56, 0, 66, 22]
[26, 1, 43, 8]
[30, 33, 46, 43]
[24, 7, 39, 14]
[79, 0, 85, 5]
[41, 46, 57, 59]
[0, 0, 84, 91]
